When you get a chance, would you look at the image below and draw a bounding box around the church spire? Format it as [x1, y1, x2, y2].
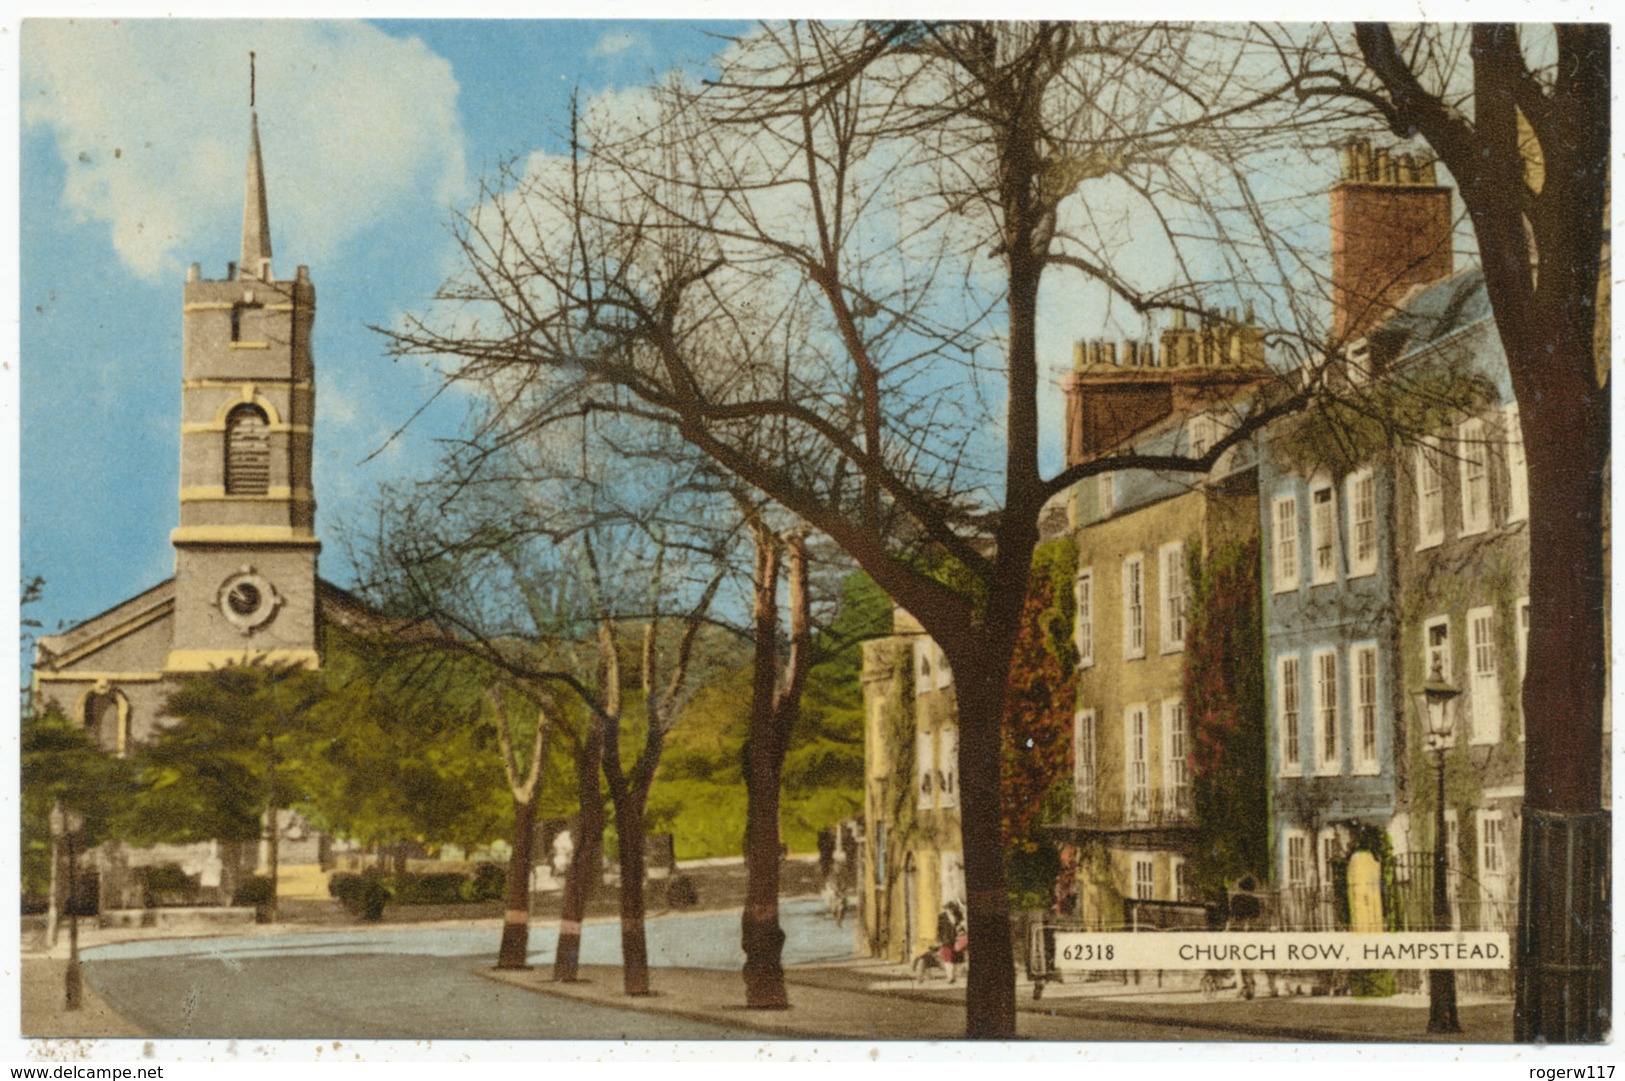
[240, 56, 272, 281]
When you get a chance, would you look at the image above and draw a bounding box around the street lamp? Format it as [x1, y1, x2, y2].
[1414, 658, 1461, 1035]
[49, 802, 85, 1011]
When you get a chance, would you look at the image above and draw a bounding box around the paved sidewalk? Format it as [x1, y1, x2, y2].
[482, 959, 1516, 1044]
[19, 957, 145, 1041]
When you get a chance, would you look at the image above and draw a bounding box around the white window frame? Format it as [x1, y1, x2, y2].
[1477, 809, 1508, 901]
[916, 730, 935, 810]
[1271, 494, 1300, 592]
[1346, 467, 1379, 578]
[1423, 615, 1454, 747]
[1162, 698, 1190, 818]
[1505, 405, 1529, 522]
[913, 638, 935, 697]
[1284, 830, 1310, 890]
[1125, 704, 1150, 822]
[1351, 642, 1380, 775]
[1159, 541, 1187, 653]
[1318, 827, 1340, 891]
[939, 851, 966, 912]
[1416, 438, 1446, 549]
[1123, 555, 1146, 660]
[1277, 653, 1302, 776]
[1467, 605, 1500, 745]
[1188, 414, 1216, 459]
[934, 643, 953, 692]
[1074, 568, 1095, 669]
[1171, 855, 1193, 903]
[1312, 648, 1341, 775]
[1073, 708, 1097, 816]
[937, 726, 959, 809]
[1310, 481, 1339, 585]
[1458, 418, 1491, 536]
[1133, 854, 1156, 901]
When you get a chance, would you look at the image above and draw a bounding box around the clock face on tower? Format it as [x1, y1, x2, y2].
[217, 568, 282, 634]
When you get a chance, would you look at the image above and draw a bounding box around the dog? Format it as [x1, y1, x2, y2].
[911, 949, 945, 983]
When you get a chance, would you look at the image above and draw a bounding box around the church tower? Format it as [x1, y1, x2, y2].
[166, 112, 320, 673]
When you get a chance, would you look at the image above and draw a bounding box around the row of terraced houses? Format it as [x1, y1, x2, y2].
[858, 140, 1609, 967]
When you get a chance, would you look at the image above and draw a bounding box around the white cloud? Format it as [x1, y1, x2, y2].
[589, 30, 644, 59]
[23, 20, 468, 280]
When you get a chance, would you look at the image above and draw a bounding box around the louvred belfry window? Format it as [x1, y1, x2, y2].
[226, 404, 271, 495]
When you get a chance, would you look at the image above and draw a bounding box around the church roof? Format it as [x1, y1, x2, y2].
[33, 577, 439, 675]
[34, 578, 176, 670]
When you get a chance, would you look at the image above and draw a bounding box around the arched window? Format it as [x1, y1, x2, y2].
[82, 690, 130, 756]
[225, 404, 271, 495]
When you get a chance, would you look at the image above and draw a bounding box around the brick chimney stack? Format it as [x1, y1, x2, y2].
[1062, 310, 1269, 467]
[1330, 137, 1454, 342]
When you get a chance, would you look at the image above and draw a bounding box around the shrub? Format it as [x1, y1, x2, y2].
[390, 872, 468, 906]
[464, 863, 506, 902]
[146, 864, 193, 895]
[666, 875, 699, 910]
[232, 876, 275, 906]
[330, 872, 390, 920]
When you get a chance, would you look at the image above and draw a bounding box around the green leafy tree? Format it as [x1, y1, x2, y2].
[127, 662, 323, 921]
[20, 706, 135, 899]
[300, 635, 516, 861]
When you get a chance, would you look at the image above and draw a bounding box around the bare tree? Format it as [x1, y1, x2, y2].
[387, 23, 1334, 1036]
[486, 685, 555, 969]
[1288, 22, 1610, 1042]
[587, 531, 726, 996]
[740, 514, 812, 1008]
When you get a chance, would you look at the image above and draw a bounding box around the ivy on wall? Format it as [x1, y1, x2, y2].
[1000, 539, 1078, 908]
[1001, 539, 1078, 852]
[1184, 535, 1268, 899]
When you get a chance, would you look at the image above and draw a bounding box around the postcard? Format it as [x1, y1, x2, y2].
[11, 11, 1615, 1070]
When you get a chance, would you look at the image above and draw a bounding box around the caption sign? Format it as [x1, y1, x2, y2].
[1050, 931, 1511, 970]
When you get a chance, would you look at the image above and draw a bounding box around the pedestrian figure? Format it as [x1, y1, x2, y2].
[551, 829, 573, 879]
[938, 901, 966, 984]
[816, 826, 837, 880]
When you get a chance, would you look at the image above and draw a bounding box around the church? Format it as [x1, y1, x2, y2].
[31, 109, 383, 906]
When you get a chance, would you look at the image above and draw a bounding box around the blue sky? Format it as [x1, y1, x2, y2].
[18, 19, 749, 648]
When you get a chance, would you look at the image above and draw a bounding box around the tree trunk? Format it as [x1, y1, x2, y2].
[47, 825, 61, 948]
[741, 525, 811, 1008]
[496, 795, 537, 969]
[1513, 326, 1610, 1041]
[742, 535, 788, 1008]
[554, 724, 605, 983]
[615, 794, 651, 996]
[741, 737, 788, 1006]
[955, 662, 1018, 1040]
[263, 804, 279, 926]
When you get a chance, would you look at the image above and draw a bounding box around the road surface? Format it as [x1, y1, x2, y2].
[82, 898, 852, 1040]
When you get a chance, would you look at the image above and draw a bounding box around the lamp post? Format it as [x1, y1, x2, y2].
[50, 802, 85, 1011]
[1414, 659, 1461, 1035]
